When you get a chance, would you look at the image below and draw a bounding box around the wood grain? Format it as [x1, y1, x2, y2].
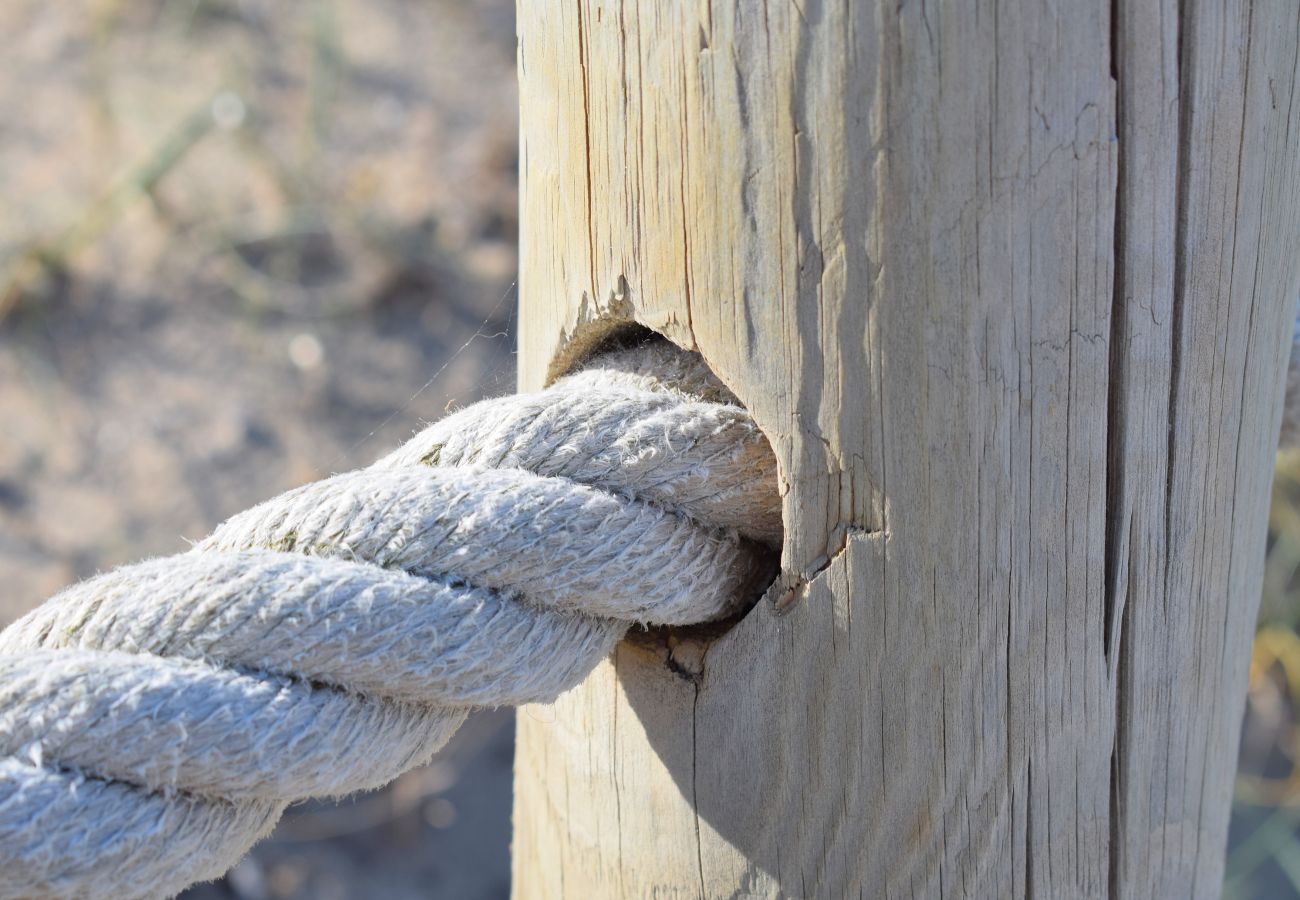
[511, 1, 1300, 896]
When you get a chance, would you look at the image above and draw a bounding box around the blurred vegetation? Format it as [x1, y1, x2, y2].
[1, 0, 519, 328]
[1229, 452, 1300, 899]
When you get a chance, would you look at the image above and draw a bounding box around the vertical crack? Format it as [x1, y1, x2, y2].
[1164, 0, 1192, 614]
[1103, 0, 1131, 896]
[613, 649, 627, 898]
[690, 681, 707, 900]
[1103, 0, 1128, 668]
[1025, 757, 1035, 900]
[574, 1, 599, 299]
[1108, 709, 1125, 900]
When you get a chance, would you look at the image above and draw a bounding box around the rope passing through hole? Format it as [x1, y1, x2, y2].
[0, 339, 781, 900]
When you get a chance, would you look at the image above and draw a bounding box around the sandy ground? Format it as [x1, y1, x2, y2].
[1, 2, 518, 896]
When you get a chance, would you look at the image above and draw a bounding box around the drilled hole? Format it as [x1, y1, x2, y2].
[561, 323, 784, 650]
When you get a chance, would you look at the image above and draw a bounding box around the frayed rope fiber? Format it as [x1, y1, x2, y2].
[0, 339, 781, 900]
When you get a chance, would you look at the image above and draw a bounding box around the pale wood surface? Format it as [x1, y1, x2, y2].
[511, 2, 1300, 897]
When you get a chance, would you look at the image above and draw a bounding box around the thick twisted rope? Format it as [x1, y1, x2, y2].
[0, 339, 781, 900]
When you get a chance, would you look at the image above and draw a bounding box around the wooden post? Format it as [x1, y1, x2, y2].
[511, 2, 1300, 896]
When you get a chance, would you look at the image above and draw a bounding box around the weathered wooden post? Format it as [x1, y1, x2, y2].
[511, 1, 1300, 896]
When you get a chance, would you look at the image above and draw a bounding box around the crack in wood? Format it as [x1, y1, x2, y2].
[773, 523, 877, 614]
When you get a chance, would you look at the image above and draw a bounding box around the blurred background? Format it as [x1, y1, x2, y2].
[2, 2, 1300, 898]
[0, 1, 518, 897]
[1229, 454, 1300, 899]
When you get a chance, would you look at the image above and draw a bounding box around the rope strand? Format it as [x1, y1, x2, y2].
[0, 339, 780, 900]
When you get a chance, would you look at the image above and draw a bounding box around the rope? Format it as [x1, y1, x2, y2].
[0, 339, 781, 900]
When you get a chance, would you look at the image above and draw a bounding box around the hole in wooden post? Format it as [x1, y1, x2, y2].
[557, 322, 783, 670]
